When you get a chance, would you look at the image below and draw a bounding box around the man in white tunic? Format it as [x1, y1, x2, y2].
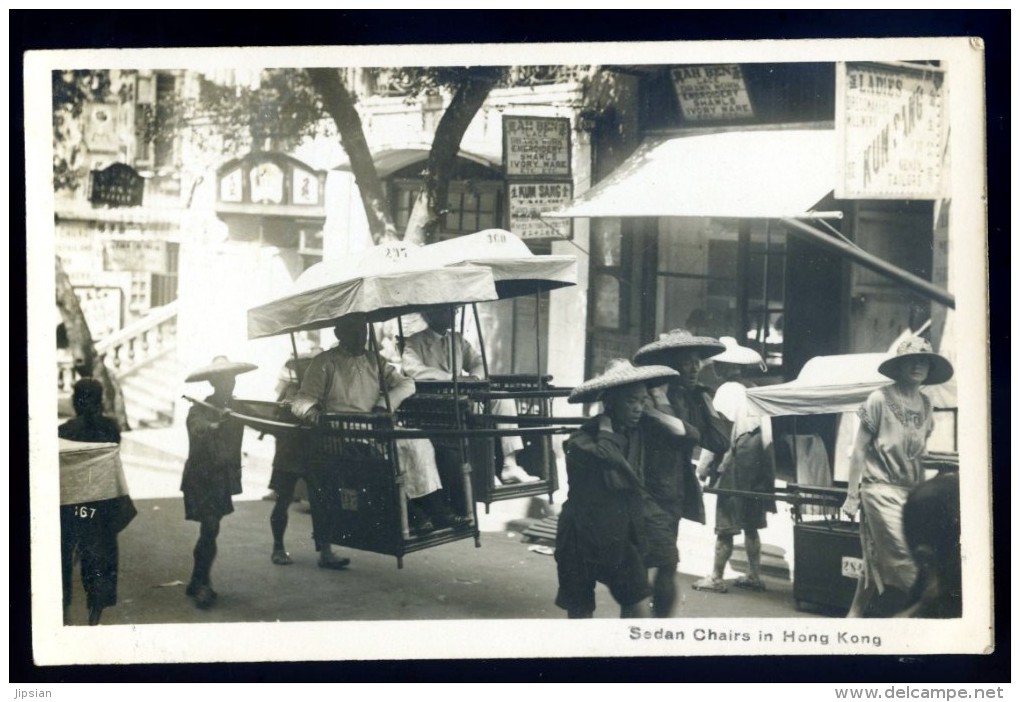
[402, 307, 538, 485]
[291, 314, 468, 535]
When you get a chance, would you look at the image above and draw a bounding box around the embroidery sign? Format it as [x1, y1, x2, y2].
[503, 116, 571, 178]
[671, 64, 755, 121]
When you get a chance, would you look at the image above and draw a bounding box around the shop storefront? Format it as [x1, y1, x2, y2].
[548, 62, 950, 385]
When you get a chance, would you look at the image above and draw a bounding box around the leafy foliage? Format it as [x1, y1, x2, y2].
[52, 70, 112, 192]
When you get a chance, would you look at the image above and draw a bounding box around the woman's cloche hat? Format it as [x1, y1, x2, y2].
[186, 355, 259, 383]
[569, 358, 678, 404]
[877, 337, 954, 385]
[633, 328, 726, 367]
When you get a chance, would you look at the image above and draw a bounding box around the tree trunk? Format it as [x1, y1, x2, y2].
[306, 68, 398, 244]
[404, 68, 504, 245]
[55, 256, 130, 431]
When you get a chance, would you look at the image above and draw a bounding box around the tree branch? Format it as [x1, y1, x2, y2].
[405, 67, 505, 244]
[306, 68, 397, 243]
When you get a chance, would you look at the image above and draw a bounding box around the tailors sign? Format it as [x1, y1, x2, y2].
[836, 61, 946, 200]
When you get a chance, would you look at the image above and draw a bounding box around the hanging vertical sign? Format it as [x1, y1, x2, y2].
[503, 115, 573, 241]
[507, 182, 573, 240]
[836, 61, 946, 199]
[503, 116, 572, 178]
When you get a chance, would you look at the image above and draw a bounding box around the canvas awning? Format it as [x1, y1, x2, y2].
[745, 353, 956, 417]
[546, 128, 836, 220]
[246, 242, 500, 339]
[422, 229, 577, 300]
[545, 126, 955, 309]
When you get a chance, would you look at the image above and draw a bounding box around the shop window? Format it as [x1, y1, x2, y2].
[591, 219, 629, 331]
[392, 178, 502, 238]
[153, 74, 177, 170]
[655, 217, 786, 372]
[128, 272, 150, 313]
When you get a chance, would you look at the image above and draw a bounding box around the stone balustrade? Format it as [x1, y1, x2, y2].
[93, 301, 178, 378]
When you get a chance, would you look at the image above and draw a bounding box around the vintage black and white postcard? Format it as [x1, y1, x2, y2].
[24, 35, 993, 667]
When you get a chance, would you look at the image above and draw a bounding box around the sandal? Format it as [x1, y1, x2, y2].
[271, 549, 293, 566]
[318, 554, 351, 570]
[734, 576, 766, 592]
[692, 577, 728, 593]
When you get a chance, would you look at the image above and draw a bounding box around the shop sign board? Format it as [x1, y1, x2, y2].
[102, 237, 167, 273]
[671, 64, 755, 121]
[503, 116, 572, 178]
[74, 286, 124, 340]
[836, 61, 946, 199]
[89, 162, 145, 207]
[507, 181, 573, 241]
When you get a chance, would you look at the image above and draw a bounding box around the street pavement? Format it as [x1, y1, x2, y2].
[64, 496, 826, 626]
[61, 427, 842, 626]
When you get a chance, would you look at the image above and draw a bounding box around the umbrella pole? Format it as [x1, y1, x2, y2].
[534, 286, 544, 391]
[471, 303, 490, 379]
[369, 323, 392, 413]
[448, 304, 476, 527]
[289, 332, 303, 385]
[396, 316, 405, 356]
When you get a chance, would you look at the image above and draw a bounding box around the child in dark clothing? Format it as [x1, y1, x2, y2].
[181, 356, 257, 609]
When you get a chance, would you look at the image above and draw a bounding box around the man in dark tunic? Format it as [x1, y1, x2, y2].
[182, 356, 256, 609]
[633, 329, 730, 617]
[555, 360, 684, 619]
[58, 378, 136, 625]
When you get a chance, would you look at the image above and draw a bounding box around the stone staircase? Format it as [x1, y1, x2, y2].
[96, 301, 179, 430]
[58, 302, 180, 429]
[118, 349, 182, 428]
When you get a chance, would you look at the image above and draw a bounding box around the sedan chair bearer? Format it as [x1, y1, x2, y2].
[182, 356, 257, 609]
[632, 329, 731, 617]
[402, 306, 538, 485]
[290, 314, 470, 536]
[692, 337, 777, 594]
[555, 359, 691, 619]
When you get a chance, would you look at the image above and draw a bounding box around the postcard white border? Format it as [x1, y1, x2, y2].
[25, 37, 992, 665]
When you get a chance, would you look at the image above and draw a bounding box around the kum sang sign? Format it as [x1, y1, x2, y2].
[503, 116, 571, 178]
[671, 65, 755, 121]
[507, 182, 573, 241]
[836, 62, 946, 199]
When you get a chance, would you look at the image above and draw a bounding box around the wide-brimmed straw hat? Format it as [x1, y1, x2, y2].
[568, 359, 678, 404]
[710, 336, 767, 372]
[186, 355, 258, 383]
[633, 328, 725, 366]
[284, 351, 320, 372]
[877, 337, 953, 385]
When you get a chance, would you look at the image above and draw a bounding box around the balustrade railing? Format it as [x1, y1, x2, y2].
[93, 301, 178, 378]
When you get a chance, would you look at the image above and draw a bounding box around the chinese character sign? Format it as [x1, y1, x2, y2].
[836, 62, 946, 199]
